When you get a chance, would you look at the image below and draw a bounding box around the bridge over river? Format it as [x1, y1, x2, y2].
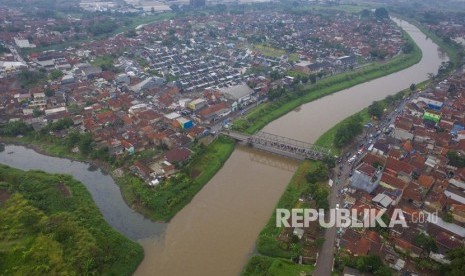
[221, 130, 332, 161]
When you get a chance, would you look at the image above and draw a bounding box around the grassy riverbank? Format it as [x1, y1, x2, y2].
[242, 160, 329, 274]
[233, 31, 422, 135]
[395, 15, 462, 68]
[243, 255, 314, 276]
[0, 126, 235, 222]
[0, 165, 143, 275]
[116, 136, 235, 222]
[315, 78, 432, 154]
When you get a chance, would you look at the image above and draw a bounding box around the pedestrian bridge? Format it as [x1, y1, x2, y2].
[221, 130, 331, 161]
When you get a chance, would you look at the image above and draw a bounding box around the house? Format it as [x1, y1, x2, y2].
[198, 102, 230, 122]
[220, 83, 254, 106]
[164, 147, 192, 164]
[350, 163, 381, 193]
[130, 77, 165, 93]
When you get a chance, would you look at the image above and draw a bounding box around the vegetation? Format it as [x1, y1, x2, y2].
[49, 69, 64, 80]
[447, 151, 465, 168]
[441, 247, 465, 276]
[338, 254, 392, 276]
[87, 20, 116, 36]
[233, 32, 422, 134]
[0, 118, 112, 162]
[0, 165, 143, 275]
[413, 233, 437, 253]
[315, 85, 410, 154]
[333, 114, 364, 149]
[242, 255, 314, 276]
[368, 101, 384, 119]
[91, 54, 116, 72]
[116, 136, 235, 221]
[254, 161, 328, 258]
[18, 70, 46, 89]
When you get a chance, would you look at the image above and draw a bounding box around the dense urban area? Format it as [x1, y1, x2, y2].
[1, 0, 465, 275]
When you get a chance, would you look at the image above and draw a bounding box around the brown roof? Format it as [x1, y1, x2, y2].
[418, 175, 435, 189]
[361, 153, 386, 167]
[356, 163, 376, 177]
[385, 157, 415, 175]
[381, 173, 407, 190]
[436, 231, 462, 250]
[403, 183, 423, 202]
[164, 147, 191, 163]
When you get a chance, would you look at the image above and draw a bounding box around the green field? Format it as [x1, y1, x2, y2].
[242, 255, 314, 276]
[0, 165, 143, 275]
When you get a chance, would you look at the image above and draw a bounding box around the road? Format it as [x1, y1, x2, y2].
[313, 95, 411, 275]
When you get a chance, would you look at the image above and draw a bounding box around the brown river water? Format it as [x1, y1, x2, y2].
[134, 19, 447, 276]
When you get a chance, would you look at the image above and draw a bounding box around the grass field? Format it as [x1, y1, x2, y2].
[242, 255, 314, 276]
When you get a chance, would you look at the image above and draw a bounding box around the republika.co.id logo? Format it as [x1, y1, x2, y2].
[276, 208, 438, 228]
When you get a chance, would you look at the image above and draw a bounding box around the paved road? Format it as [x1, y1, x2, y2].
[313, 96, 411, 275]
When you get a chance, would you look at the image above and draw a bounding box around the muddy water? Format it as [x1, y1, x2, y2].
[135, 18, 446, 276]
[135, 146, 298, 275]
[264, 19, 448, 142]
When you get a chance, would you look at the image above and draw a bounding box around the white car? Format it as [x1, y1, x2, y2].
[336, 203, 340, 209]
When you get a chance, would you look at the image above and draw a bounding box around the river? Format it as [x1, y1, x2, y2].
[0, 18, 447, 276]
[0, 144, 166, 240]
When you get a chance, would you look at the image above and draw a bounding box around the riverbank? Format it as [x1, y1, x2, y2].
[242, 78, 438, 275]
[113, 136, 235, 222]
[0, 134, 235, 223]
[394, 15, 462, 70]
[233, 24, 422, 135]
[0, 136, 113, 174]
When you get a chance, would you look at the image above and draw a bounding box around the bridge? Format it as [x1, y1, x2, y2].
[221, 130, 332, 161]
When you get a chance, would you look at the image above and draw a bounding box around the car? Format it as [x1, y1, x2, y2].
[336, 204, 339, 209]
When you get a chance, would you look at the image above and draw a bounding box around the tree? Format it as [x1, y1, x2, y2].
[360, 9, 371, 19]
[402, 41, 415, 54]
[44, 88, 55, 97]
[447, 151, 465, 168]
[445, 247, 465, 276]
[414, 233, 437, 253]
[78, 134, 93, 155]
[0, 121, 32, 136]
[374, 8, 389, 20]
[443, 211, 454, 223]
[32, 108, 44, 118]
[334, 116, 364, 148]
[368, 101, 383, 119]
[49, 69, 64, 80]
[409, 83, 416, 92]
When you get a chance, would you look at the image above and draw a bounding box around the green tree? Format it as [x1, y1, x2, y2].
[368, 101, 383, 119]
[78, 134, 93, 155]
[414, 233, 437, 253]
[0, 121, 32, 136]
[374, 8, 389, 20]
[445, 247, 465, 276]
[334, 115, 363, 148]
[447, 151, 465, 168]
[360, 9, 371, 19]
[49, 69, 64, 80]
